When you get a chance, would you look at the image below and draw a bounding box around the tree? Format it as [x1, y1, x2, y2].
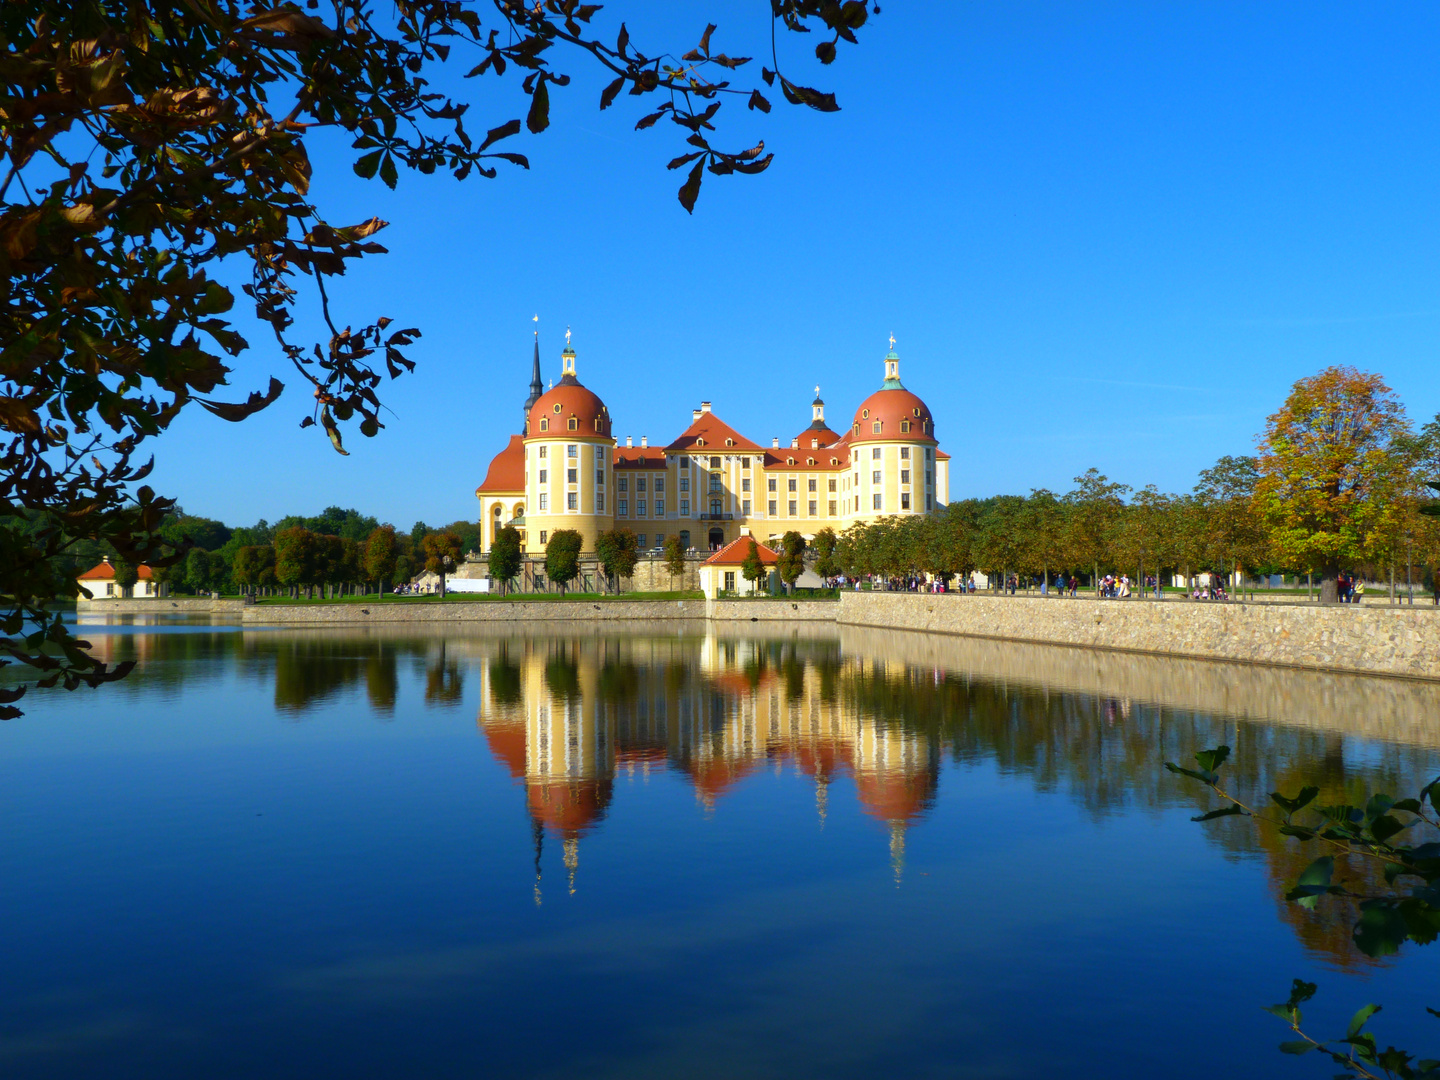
[777, 531, 807, 594]
[812, 528, 840, 582]
[422, 531, 463, 597]
[274, 527, 316, 597]
[1065, 469, 1131, 594]
[363, 526, 398, 597]
[184, 547, 214, 595]
[489, 526, 523, 595]
[741, 538, 768, 594]
[1255, 367, 1414, 603]
[545, 530, 583, 595]
[233, 545, 276, 596]
[663, 533, 687, 590]
[595, 529, 639, 592]
[111, 558, 139, 598]
[1194, 456, 1266, 593]
[0, 2, 872, 717]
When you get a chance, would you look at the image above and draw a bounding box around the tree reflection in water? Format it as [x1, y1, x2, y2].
[72, 620, 1440, 968]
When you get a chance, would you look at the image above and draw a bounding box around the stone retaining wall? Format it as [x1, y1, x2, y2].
[77, 597, 247, 615]
[240, 598, 708, 624]
[836, 592, 1440, 681]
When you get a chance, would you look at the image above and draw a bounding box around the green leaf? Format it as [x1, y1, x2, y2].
[1392, 799, 1423, 814]
[378, 153, 398, 190]
[1192, 805, 1247, 822]
[353, 150, 383, 179]
[1287, 856, 1334, 910]
[1270, 786, 1319, 814]
[1195, 746, 1231, 773]
[1278, 1041, 1314, 1055]
[1164, 762, 1218, 785]
[1371, 815, 1407, 844]
[527, 77, 550, 134]
[1347, 1003, 1381, 1038]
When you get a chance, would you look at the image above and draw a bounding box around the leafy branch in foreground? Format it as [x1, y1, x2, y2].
[1168, 745, 1440, 1078]
[0, 0, 872, 717]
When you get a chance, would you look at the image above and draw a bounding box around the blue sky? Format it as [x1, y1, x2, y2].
[155, 2, 1440, 528]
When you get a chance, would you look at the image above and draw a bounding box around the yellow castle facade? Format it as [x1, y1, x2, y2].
[476, 333, 951, 554]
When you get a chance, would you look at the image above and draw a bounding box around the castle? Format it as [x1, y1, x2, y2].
[476, 332, 950, 555]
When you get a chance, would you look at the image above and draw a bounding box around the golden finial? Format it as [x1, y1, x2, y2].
[814, 384, 820, 398]
[532, 313, 538, 337]
[888, 332, 896, 351]
[565, 325, 572, 347]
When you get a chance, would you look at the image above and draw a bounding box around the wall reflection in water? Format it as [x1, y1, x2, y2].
[77, 618, 1440, 970]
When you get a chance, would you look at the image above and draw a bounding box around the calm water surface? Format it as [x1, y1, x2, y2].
[3, 617, 1440, 1078]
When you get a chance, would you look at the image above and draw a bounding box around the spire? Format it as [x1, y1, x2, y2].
[523, 318, 544, 431]
[559, 326, 578, 384]
[811, 385, 825, 425]
[882, 334, 903, 390]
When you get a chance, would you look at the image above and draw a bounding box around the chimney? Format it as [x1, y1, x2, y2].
[641, 435, 648, 448]
[626, 436, 633, 448]
[692, 408, 702, 422]
[699, 401, 712, 414]
[790, 439, 799, 449]
[772, 437, 779, 448]
[811, 439, 818, 449]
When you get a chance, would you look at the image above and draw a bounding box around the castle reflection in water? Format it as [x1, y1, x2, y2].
[477, 632, 935, 893]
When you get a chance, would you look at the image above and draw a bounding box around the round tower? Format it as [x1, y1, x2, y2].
[846, 339, 938, 521]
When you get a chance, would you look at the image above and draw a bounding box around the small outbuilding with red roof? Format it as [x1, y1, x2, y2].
[698, 532, 778, 599]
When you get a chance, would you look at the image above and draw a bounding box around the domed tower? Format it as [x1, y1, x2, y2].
[791, 385, 841, 450]
[845, 337, 938, 522]
[522, 331, 616, 553]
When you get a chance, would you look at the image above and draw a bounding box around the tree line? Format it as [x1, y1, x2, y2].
[830, 368, 1440, 603]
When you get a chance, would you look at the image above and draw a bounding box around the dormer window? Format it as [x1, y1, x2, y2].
[539, 418, 549, 431]
[568, 417, 578, 431]
[695, 437, 705, 447]
[913, 408, 921, 417]
[725, 438, 734, 447]
[872, 421, 882, 434]
[787, 457, 795, 465]
[553, 403, 562, 413]
[862, 409, 870, 419]
[594, 419, 602, 432]
[900, 421, 911, 433]
[807, 458, 815, 465]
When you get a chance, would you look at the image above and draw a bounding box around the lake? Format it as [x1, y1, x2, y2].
[3, 617, 1439, 1079]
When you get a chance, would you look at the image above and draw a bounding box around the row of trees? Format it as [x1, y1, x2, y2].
[831, 368, 1440, 602]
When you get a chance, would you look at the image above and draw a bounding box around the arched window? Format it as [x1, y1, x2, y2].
[539, 418, 548, 431]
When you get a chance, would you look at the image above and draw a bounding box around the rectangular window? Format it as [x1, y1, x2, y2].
[807, 478, 817, 492]
[637, 477, 647, 492]
[872, 471, 882, 485]
[680, 456, 689, 467]
[655, 477, 665, 493]
[900, 421, 910, 433]
[901, 469, 910, 484]
[926, 494, 933, 511]
[787, 478, 797, 492]
[680, 477, 690, 493]
[655, 499, 665, 516]
[539, 493, 549, 510]
[540, 530, 547, 544]
[637, 500, 646, 517]
[873, 493, 882, 510]
[767, 478, 777, 492]
[767, 500, 777, 516]
[680, 499, 690, 516]
[618, 499, 628, 516]
[538, 469, 547, 483]
[539, 445, 547, 458]
[828, 500, 837, 516]
[567, 468, 577, 484]
[724, 571, 736, 591]
[872, 421, 882, 434]
[710, 456, 721, 468]
[709, 474, 722, 492]
[854, 472, 859, 487]
[741, 477, 751, 492]
[710, 498, 722, 516]
[925, 448, 933, 461]
[596, 493, 605, 512]
[900, 446, 910, 460]
[567, 492, 577, 510]
[808, 500, 817, 516]
[619, 477, 628, 492]
[828, 479, 837, 492]
[567, 444, 577, 458]
[788, 500, 797, 516]
[742, 500, 751, 515]
[742, 457, 751, 469]
[638, 534, 647, 548]
[926, 471, 932, 486]
[596, 470, 604, 487]
[901, 492, 911, 510]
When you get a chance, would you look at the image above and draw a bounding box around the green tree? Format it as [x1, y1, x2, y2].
[233, 545, 275, 596]
[489, 526, 523, 596]
[1255, 367, 1414, 603]
[663, 533, 687, 589]
[545, 530, 584, 595]
[595, 529, 640, 592]
[363, 526, 398, 597]
[777, 531, 807, 594]
[422, 531, 463, 597]
[274, 527, 316, 597]
[1065, 469, 1131, 595]
[0, 0, 873, 717]
[812, 528, 840, 582]
[184, 547, 214, 595]
[1195, 456, 1266, 594]
[741, 538, 769, 594]
[111, 557, 139, 598]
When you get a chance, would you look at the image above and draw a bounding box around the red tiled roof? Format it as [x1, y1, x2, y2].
[666, 409, 765, 453]
[936, 449, 950, 460]
[612, 446, 668, 470]
[762, 450, 847, 471]
[77, 560, 155, 581]
[476, 434, 525, 494]
[703, 535, 779, 567]
[849, 387, 937, 446]
[526, 378, 611, 438]
[789, 422, 841, 450]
